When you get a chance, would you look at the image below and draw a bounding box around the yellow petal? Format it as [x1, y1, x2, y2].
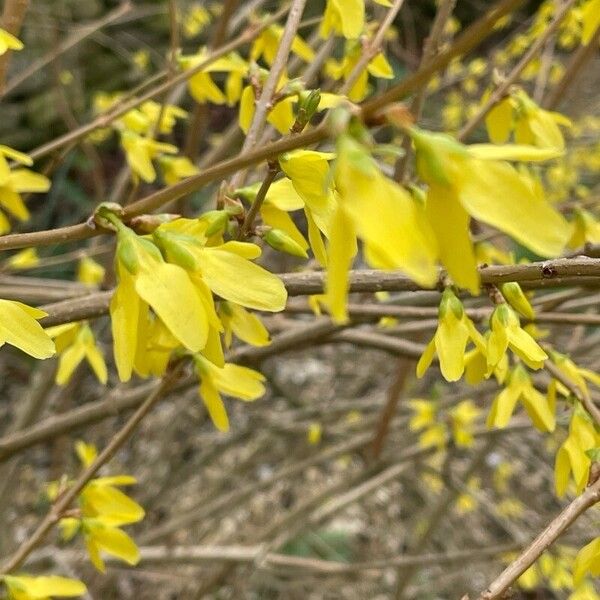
[325, 205, 357, 323]
[3, 575, 86, 598]
[0, 299, 55, 359]
[110, 270, 142, 382]
[467, 144, 563, 162]
[135, 261, 208, 352]
[8, 169, 51, 193]
[86, 521, 140, 566]
[56, 343, 86, 385]
[426, 185, 479, 294]
[458, 159, 571, 257]
[200, 247, 287, 311]
[199, 378, 229, 432]
[416, 337, 436, 378]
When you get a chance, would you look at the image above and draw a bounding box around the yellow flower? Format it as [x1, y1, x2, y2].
[487, 364, 555, 432]
[325, 43, 393, 102]
[110, 222, 208, 381]
[555, 406, 599, 496]
[182, 4, 211, 38]
[120, 131, 178, 183]
[194, 355, 266, 432]
[487, 304, 547, 371]
[77, 257, 105, 287]
[486, 89, 571, 150]
[581, 0, 600, 44]
[0, 146, 51, 233]
[180, 50, 247, 105]
[568, 207, 600, 249]
[5, 248, 39, 270]
[454, 477, 480, 514]
[219, 301, 270, 348]
[500, 282, 535, 320]
[573, 538, 600, 586]
[417, 289, 486, 382]
[152, 223, 287, 312]
[320, 0, 364, 39]
[449, 399, 481, 447]
[159, 155, 199, 185]
[0, 299, 55, 359]
[0, 28, 23, 55]
[307, 422, 322, 445]
[410, 128, 570, 293]
[46, 322, 107, 385]
[251, 24, 314, 65]
[56, 441, 144, 573]
[326, 135, 438, 322]
[408, 399, 437, 431]
[1, 575, 86, 599]
[239, 82, 296, 135]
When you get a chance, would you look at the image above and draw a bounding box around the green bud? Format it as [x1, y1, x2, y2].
[500, 282, 535, 320]
[439, 288, 464, 320]
[116, 232, 140, 275]
[233, 183, 260, 202]
[93, 202, 125, 231]
[298, 89, 322, 121]
[263, 228, 308, 259]
[201, 210, 230, 236]
[152, 230, 197, 271]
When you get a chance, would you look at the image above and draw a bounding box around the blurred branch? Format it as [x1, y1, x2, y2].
[477, 476, 600, 600]
[0, 0, 29, 95]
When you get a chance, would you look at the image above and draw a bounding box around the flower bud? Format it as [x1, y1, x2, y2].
[262, 228, 308, 258]
[500, 282, 535, 320]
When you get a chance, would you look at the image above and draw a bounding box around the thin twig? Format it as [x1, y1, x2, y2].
[478, 476, 600, 600]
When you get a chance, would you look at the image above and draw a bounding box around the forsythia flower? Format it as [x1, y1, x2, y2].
[110, 221, 207, 381]
[485, 89, 571, 150]
[46, 322, 107, 385]
[251, 25, 314, 65]
[417, 289, 486, 382]
[120, 131, 178, 183]
[581, 0, 600, 44]
[320, 0, 364, 39]
[159, 155, 199, 185]
[194, 355, 266, 432]
[1, 575, 86, 599]
[325, 43, 393, 102]
[0, 299, 55, 358]
[77, 256, 105, 287]
[219, 301, 270, 347]
[555, 405, 600, 496]
[573, 538, 600, 585]
[487, 364, 555, 432]
[410, 127, 570, 293]
[326, 134, 439, 322]
[5, 248, 39, 269]
[54, 442, 144, 572]
[449, 399, 481, 447]
[0, 28, 23, 55]
[0, 145, 51, 234]
[180, 50, 247, 106]
[568, 207, 600, 249]
[486, 303, 547, 371]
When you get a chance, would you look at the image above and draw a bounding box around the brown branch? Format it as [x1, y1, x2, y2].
[477, 476, 600, 600]
[23, 258, 600, 328]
